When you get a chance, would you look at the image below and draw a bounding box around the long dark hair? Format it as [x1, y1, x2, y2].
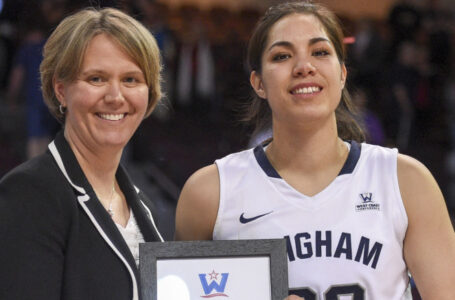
[245, 1, 365, 142]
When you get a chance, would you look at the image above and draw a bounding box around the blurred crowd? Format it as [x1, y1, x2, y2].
[0, 0, 455, 223]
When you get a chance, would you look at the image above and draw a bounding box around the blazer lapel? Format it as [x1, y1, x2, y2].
[49, 132, 141, 300]
[117, 166, 163, 243]
[83, 190, 139, 272]
[76, 193, 140, 300]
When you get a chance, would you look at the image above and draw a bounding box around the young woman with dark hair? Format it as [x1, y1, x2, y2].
[175, 2, 455, 299]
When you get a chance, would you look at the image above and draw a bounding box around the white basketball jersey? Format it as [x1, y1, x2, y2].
[214, 142, 412, 300]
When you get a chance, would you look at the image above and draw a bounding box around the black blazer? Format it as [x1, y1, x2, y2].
[0, 131, 163, 300]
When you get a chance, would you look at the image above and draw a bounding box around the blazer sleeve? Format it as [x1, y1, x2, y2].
[0, 167, 72, 299]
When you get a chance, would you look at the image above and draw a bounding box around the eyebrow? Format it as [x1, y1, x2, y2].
[80, 69, 143, 76]
[80, 69, 107, 76]
[267, 37, 331, 51]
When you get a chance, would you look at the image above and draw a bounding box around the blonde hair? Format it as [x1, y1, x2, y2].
[40, 7, 162, 123]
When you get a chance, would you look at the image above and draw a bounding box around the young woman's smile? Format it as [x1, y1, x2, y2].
[250, 13, 346, 126]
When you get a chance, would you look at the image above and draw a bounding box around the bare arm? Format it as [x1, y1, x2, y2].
[175, 164, 220, 240]
[398, 154, 455, 299]
[175, 166, 305, 299]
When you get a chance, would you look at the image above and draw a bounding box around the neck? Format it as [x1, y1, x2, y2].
[64, 129, 122, 200]
[267, 116, 346, 174]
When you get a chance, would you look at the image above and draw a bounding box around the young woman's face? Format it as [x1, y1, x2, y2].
[54, 33, 149, 152]
[250, 13, 346, 127]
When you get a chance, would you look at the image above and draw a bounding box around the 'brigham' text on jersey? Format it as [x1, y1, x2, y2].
[284, 231, 383, 269]
[213, 141, 412, 299]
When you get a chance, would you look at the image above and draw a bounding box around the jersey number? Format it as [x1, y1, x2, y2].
[290, 284, 365, 300]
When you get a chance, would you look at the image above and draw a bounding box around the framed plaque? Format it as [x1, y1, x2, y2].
[140, 239, 288, 300]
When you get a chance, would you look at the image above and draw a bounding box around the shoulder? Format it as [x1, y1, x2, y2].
[1, 153, 60, 190]
[355, 143, 398, 172]
[175, 164, 220, 240]
[396, 153, 437, 197]
[0, 153, 75, 244]
[396, 153, 446, 225]
[359, 142, 397, 157]
[397, 153, 427, 172]
[215, 148, 254, 167]
[179, 164, 220, 208]
[0, 152, 74, 215]
[215, 147, 259, 182]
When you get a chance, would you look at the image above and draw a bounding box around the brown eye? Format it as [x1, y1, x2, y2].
[88, 76, 105, 85]
[273, 53, 291, 61]
[89, 76, 102, 83]
[313, 49, 330, 57]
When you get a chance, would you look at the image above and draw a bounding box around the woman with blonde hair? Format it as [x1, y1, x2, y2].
[0, 7, 163, 300]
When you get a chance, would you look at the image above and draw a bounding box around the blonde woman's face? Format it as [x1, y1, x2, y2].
[54, 33, 149, 152]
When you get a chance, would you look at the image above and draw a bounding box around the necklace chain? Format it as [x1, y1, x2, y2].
[107, 185, 116, 218]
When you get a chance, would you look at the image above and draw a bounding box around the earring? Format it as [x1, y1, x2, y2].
[59, 104, 66, 115]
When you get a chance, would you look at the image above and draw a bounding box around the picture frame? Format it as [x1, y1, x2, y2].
[139, 239, 288, 300]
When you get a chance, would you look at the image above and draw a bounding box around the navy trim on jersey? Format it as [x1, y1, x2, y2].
[339, 141, 361, 175]
[253, 141, 361, 178]
[254, 145, 281, 178]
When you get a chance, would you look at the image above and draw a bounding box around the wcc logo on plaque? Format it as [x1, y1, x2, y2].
[198, 270, 229, 298]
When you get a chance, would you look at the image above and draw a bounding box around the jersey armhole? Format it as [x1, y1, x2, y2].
[391, 149, 409, 240]
[212, 161, 224, 239]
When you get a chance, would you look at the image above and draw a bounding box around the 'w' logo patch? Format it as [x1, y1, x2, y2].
[359, 193, 373, 203]
[356, 192, 380, 212]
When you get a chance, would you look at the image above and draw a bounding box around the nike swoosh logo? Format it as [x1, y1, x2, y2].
[239, 211, 273, 224]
